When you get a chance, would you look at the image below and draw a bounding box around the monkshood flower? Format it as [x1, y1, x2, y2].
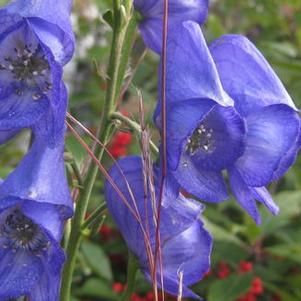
[0, 108, 73, 300]
[0, 201, 66, 300]
[134, 0, 208, 53]
[105, 156, 212, 299]
[210, 34, 301, 222]
[156, 21, 300, 223]
[0, 0, 74, 141]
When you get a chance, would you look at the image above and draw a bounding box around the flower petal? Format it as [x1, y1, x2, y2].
[210, 34, 298, 116]
[272, 124, 301, 181]
[0, 126, 73, 218]
[252, 187, 279, 215]
[0, 129, 19, 144]
[29, 237, 65, 301]
[190, 105, 245, 171]
[165, 98, 215, 170]
[0, 248, 43, 300]
[142, 219, 212, 299]
[155, 21, 233, 122]
[105, 156, 202, 253]
[235, 104, 300, 186]
[135, 0, 208, 53]
[106, 156, 212, 299]
[163, 219, 212, 283]
[0, 84, 49, 130]
[5, 0, 74, 64]
[22, 201, 66, 241]
[229, 168, 261, 224]
[173, 153, 228, 202]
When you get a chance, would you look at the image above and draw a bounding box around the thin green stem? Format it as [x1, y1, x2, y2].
[110, 111, 159, 155]
[120, 253, 139, 301]
[60, 1, 136, 299]
[115, 17, 137, 102]
[81, 202, 107, 230]
[70, 160, 84, 187]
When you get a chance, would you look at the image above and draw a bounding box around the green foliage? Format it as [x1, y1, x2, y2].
[208, 274, 253, 301]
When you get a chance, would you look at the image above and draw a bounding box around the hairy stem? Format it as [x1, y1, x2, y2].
[60, 1, 136, 299]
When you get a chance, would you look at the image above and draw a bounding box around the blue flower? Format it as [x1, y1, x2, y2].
[210, 34, 301, 222]
[0, 0, 74, 139]
[105, 156, 212, 299]
[0, 107, 72, 299]
[157, 21, 300, 223]
[0, 201, 65, 301]
[134, 0, 208, 53]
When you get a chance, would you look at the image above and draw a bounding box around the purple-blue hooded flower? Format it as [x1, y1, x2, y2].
[0, 0, 74, 140]
[0, 201, 66, 301]
[105, 156, 212, 299]
[157, 21, 300, 223]
[134, 0, 208, 53]
[0, 104, 73, 300]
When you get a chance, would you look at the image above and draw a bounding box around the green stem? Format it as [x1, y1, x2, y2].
[115, 16, 137, 102]
[120, 253, 139, 301]
[70, 160, 84, 187]
[110, 111, 159, 155]
[81, 202, 107, 230]
[60, 1, 136, 300]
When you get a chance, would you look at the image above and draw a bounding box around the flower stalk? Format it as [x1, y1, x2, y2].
[60, 1, 136, 299]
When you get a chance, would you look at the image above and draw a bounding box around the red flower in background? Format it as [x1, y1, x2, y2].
[236, 277, 264, 301]
[109, 131, 132, 158]
[239, 261, 253, 273]
[217, 261, 231, 279]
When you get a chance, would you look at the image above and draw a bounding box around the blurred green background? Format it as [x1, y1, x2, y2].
[1, 0, 301, 300]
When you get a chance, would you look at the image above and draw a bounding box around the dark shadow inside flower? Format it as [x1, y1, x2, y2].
[0, 20, 62, 132]
[0, 200, 65, 300]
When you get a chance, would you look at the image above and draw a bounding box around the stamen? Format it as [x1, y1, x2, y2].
[32, 93, 41, 100]
[0, 42, 51, 93]
[0, 209, 49, 254]
[186, 123, 215, 155]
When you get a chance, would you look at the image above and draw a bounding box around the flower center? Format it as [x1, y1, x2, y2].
[0, 209, 49, 254]
[0, 43, 52, 100]
[186, 123, 215, 155]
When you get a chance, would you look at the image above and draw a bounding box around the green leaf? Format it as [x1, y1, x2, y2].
[203, 217, 247, 248]
[65, 135, 87, 166]
[261, 191, 301, 234]
[103, 10, 114, 28]
[208, 273, 253, 301]
[81, 240, 113, 282]
[264, 282, 300, 301]
[266, 243, 301, 264]
[74, 278, 117, 300]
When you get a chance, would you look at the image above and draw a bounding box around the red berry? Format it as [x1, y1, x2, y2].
[112, 282, 124, 293]
[109, 132, 132, 158]
[251, 277, 264, 295]
[217, 262, 231, 279]
[238, 261, 253, 273]
[146, 291, 154, 301]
